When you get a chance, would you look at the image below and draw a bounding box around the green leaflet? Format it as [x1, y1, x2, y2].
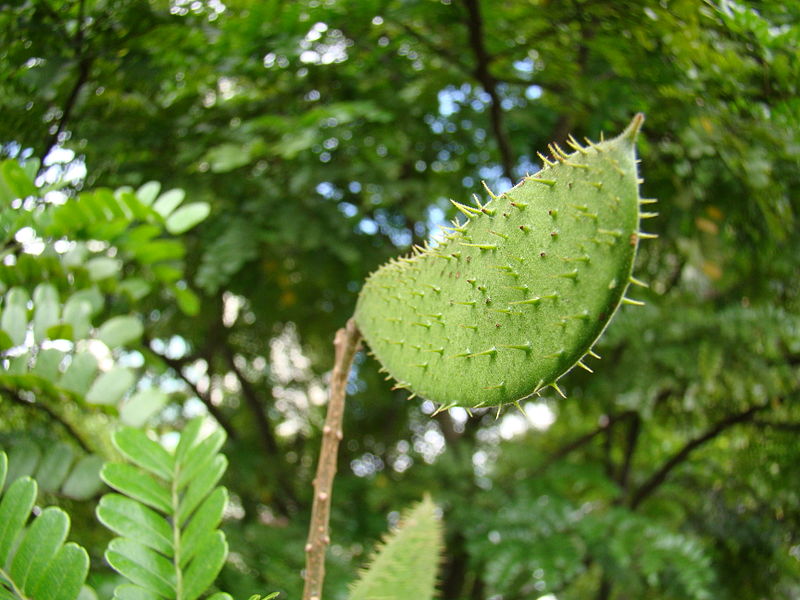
[97, 418, 230, 600]
[0, 452, 90, 600]
[348, 496, 443, 600]
[355, 115, 653, 408]
[0, 438, 104, 500]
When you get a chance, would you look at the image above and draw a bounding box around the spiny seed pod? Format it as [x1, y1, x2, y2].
[355, 114, 654, 409]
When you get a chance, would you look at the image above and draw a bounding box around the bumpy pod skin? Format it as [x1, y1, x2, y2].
[355, 114, 652, 408]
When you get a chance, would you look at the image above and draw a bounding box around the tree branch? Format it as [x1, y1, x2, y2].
[1, 388, 92, 453]
[752, 419, 800, 432]
[222, 346, 280, 456]
[303, 318, 361, 600]
[616, 412, 641, 495]
[630, 403, 767, 509]
[532, 411, 636, 477]
[40, 0, 93, 164]
[145, 337, 237, 441]
[222, 345, 299, 515]
[463, 0, 515, 181]
[388, 19, 473, 78]
[40, 57, 93, 164]
[594, 575, 612, 600]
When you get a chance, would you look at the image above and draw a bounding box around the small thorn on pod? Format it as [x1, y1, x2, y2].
[495, 405, 503, 420]
[567, 134, 588, 154]
[622, 296, 646, 306]
[537, 151, 556, 167]
[638, 231, 659, 239]
[584, 137, 602, 151]
[527, 177, 557, 187]
[459, 242, 498, 250]
[481, 180, 499, 199]
[548, 144, 566, 162]
[629, 276, 649, 288]
[509, 297, 541, 306]
[451, 199, 481, 217]
[622, 113, 645, 141]
[588, 349, 602, 359]
[433, 403, 456, 416]
[576, 360, 594, 373]
[513, 400, 528, 417]
[550, 382, 567, 398]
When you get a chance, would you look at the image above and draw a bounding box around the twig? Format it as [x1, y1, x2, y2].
[302, 318, 361, 600]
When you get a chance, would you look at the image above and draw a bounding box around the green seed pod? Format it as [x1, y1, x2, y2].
[355, 114, 653, 408]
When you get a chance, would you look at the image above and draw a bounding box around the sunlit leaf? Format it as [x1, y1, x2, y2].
[97, 315, 144, 349]
[86, 367, 135, 405]
[119, 389, 169, 428]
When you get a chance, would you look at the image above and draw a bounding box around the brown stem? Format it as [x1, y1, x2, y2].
[302, 318, 361, 600]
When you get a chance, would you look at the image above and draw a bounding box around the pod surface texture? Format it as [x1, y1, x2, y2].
[355, 115, 649, 408]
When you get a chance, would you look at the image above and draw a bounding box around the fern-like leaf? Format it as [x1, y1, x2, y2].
[0, 451, 90, 600]
[97, 418, 229, 600]
[348, 496, 443, 600]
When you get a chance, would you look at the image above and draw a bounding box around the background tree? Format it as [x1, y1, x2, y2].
[1, 0, 798, 598]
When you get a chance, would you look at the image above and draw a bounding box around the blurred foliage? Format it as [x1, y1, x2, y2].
[0, 0, 798, 598]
